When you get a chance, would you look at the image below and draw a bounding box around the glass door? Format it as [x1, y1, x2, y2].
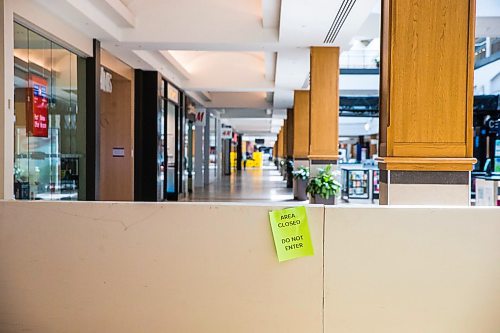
[166, 101, 177, 198]
[14, 22, 85, 200]
[157, 99, 165, 201]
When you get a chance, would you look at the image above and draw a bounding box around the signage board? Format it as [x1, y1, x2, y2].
[195, 109, 206, 126]
[268, 206, 314, 262]
[167, 82, 179, 104]
[100, 67, 113, 93]
[112, 147, 125, 157]
[221, 127, 232, 140]
[27, 75, 49, 137]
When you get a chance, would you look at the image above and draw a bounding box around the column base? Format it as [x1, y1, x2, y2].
[293, 159, 309, 169]
[379, 170, 471, 206]
[308, 158, 338, 176]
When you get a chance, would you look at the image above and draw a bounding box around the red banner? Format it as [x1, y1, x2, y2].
[27, 75, 49, 137]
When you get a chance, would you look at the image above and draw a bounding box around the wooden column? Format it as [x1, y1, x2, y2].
[378, 0, 476, 205]
[286, 108, 294, 159]
[309, 47, 339, 169]
[282, 119, 288, 159]
[277, 129, 284, 159]
[293, 90, 310, 168]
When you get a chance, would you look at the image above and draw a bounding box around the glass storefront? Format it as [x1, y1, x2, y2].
[13, 22, 86, 200]
[164, 81, 182, 200]
[157, 97, 165, 201]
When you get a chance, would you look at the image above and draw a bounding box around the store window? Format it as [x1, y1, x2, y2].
[13, 22, 86, 200]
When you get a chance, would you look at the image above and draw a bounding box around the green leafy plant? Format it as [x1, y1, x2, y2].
[306, 165, 341, 199]
[292, 166, 310, 180]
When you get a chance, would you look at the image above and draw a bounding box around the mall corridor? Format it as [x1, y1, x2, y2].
[187, 165, 293, 202]
[1, 0, 500, 332]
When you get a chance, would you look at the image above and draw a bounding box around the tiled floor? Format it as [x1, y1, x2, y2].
[186, 165, 294, 203]
[185, 164, 378, 205]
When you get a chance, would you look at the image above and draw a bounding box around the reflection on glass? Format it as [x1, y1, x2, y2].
[13, 22, 86, 200]
[157, 99, 165, 200]
[166, 101, 176, 193]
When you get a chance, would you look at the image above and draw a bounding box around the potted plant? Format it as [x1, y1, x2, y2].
[279, 160, 285, 176]
[306, 165, 341, 205]
[292, 166, 309, 201]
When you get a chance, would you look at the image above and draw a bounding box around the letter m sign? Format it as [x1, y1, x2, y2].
[195, 109, 206, 126]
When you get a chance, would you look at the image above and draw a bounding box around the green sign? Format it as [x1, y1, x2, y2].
[268, 206, 314, 262]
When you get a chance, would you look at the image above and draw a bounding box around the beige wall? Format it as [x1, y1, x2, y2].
[0, 201, 324, 333]
[1, 202, 500, 332]
[324, 206, 500, 333]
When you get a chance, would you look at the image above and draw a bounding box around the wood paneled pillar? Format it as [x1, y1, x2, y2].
[282, 119, 288, 159]
[277, 129, 284, 160]
[286, 109, 294, 159]
[309, 47, 340, 173]
[378, 0, 477, 205]
[293, 90, 310, 169]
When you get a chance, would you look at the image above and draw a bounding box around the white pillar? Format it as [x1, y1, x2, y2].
[0, 0, 14, 200]
[215, 116, 222, 178]
[194, 118, 204, 188]
[203, 112, 210, 186]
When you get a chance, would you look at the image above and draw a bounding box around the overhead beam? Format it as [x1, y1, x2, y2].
[160, 51, 191, 80]
[262, 0, 281, 29]
[101, 0, 136, 28]
[63, 0, 122, 40]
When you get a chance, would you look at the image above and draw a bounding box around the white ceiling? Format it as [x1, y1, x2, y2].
[28, 0, 500, 140]
[29, 0, 378, 138]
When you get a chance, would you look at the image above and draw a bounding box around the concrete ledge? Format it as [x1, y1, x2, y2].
[1, 202, 500, 332]
[0, 201, 324, 333]
[324, 206, 500, 333]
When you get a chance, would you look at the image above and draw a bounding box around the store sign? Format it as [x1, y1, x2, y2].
[268, 206, 314, 262]
[167, 82, 179, 104]
[112, 147, 125, 157]
[100, 67, 113, 93]
[221, 127, 233, 140]
[495, 140, 500, 173]
[195, 109, 206, 126]
[27, 75, 49, 137]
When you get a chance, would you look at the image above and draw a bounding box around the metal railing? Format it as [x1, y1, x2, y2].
[339, 50, 379, 69]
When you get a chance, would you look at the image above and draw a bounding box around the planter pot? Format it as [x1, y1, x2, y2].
[294, 178, 308, 201]
[310, 194, 336, 205]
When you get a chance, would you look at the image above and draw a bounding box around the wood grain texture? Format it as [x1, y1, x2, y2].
[99, 75, 134, 201]
[101, 49, 134, 81]
[282, 119, 288, 158]
[380, 0, 475, 162]
[392, 143, 466, 158]
[277, 129, 283, 158]
[309, 47, 339, 160]
[377, 157, 476, 171]
[293, 90, 310, 159]
[286, 108, 294, 158]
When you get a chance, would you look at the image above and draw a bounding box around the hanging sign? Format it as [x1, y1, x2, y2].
[221, 127, 233, 140]
[27, 75, 49, 137]
[195, 109, 206, 126]
[100, 67, 113, 93]
[268, 206, 314, 262]
[167, 82, 179, 104]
